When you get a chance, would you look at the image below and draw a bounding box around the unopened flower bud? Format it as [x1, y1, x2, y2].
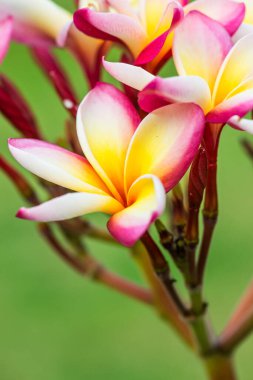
[0, 75, 41, 138]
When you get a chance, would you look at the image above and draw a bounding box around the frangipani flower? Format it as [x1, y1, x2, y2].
[0, 16, 13, 64]
[74, 0, 185, 68]
[0, 0, 106, 84]
[8, 83, 204, 247]
[74, 0, 244, 71]
[104, 11, 253, 127]
[0, 0, 70, 47]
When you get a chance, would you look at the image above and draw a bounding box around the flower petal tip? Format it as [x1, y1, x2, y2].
[107, 220, 148, 248]
[16, 208, 30, 220]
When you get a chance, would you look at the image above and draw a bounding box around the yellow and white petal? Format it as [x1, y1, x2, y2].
[124, 103, 205, 192]
[173, 11, 232, 93]
[8, 138, 108, 194]
[108, 174, 166, 247]
[141, 0, 170, 35]
[77, 83, 140, 202]
[17, 192, 123, 222]
[213, 33, 253, 106]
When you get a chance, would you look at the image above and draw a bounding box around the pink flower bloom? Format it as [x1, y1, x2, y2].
[8, 83, 204, 246]
[74, 0, 244, 70]
[104, 11, 253, 131]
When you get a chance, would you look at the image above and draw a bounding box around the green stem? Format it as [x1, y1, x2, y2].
[188, 286, 215, 355]
[204, 355, 237, 380]
[187, 288, 237, 379]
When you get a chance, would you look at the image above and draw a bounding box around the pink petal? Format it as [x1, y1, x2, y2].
[76, 82, 140, 202]
[73, 7, 146, 57]
[173, 11, 232, 93]
[0, 16, 13, 64]
[138, 76, 211, 113]
[17, 192, 123, 222]
[108, 175, 166, 247]
[185, 0, 245, 35]
[8, 138, 108, 194]
[125, 103, 205, 192]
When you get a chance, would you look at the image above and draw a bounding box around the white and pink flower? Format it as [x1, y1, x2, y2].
[8, 83, 204, 246]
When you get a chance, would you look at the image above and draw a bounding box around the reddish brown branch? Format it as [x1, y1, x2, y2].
[220, 279, 253, 353]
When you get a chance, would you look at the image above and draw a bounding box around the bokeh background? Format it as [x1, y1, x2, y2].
[1, 1, 253, 379]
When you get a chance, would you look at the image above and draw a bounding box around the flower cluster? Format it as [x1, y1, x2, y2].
[0, 0, 253, 248]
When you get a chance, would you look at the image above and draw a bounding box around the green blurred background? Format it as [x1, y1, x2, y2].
[1, 1, 253, 379]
